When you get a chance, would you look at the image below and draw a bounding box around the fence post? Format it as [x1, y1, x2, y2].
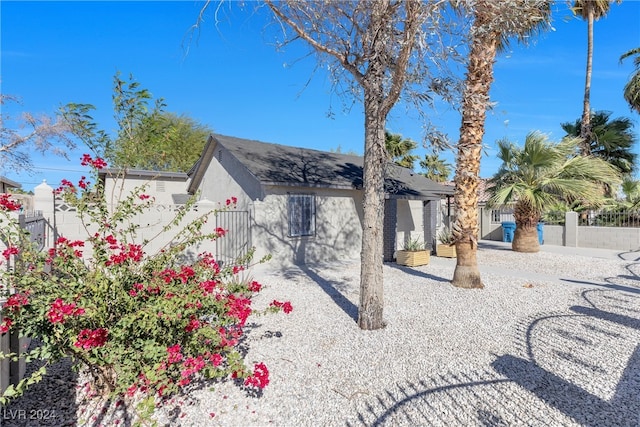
[33, 180, 55, 251]
[0, 299, 8, 395]
[565, 211, 578, 247]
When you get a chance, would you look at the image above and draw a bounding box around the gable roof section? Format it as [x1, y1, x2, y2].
[189, 134, 453, 199]
[0, 175, 21, 191]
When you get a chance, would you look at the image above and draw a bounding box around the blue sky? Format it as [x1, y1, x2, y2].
[2, 1, 639, 191]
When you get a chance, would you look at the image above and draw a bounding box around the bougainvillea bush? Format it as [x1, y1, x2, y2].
[0, 154, 291, 417]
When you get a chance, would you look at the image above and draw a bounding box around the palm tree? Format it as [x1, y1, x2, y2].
[620, 47, 640, 114]
[420, 153, 452, 182]
[385, 131, 418, 169]
[620, 176, 640, 206]
[451, 0, 551, 288]
[561, 110, 637, 175]
[571, 0, 621, 153]
[488, 132, 621, 252]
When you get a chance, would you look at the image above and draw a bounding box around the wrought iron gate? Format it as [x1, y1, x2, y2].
[215, 210, 251, 266]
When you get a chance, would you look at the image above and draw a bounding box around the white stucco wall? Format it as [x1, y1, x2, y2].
[252, 186, 363, 266]
[197, 149, 253, 208]
[103, 175, 189, 206]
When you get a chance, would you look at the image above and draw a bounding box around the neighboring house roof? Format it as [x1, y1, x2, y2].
[189, 134, 453, 199]
[0, 175, 21, 191]
[443, 178, 493, 204]
[98, 169, 189, 181]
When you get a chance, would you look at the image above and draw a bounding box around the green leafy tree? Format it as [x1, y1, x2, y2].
[488, 132, 621, 253]
[561, 110, 637, 174]
[571, 0, 621, 153]
[385, 131, 418, 169]
[116, 112, 211, 172]
[61, 73, 211, 172]
[620, 47, 640, 114]
[419, 153, 452, 182]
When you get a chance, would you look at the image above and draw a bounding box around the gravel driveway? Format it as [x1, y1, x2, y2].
[5, 244, 640, 426]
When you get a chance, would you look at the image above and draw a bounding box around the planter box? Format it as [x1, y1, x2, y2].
[396, 250, 430, 267]
[436, 244, 457, 258]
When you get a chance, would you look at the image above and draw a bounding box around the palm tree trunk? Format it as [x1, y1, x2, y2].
[512, 226, 539, 252]
[579, 6, 594, 155]
[512, 200, 540, 253]
[452, 7, 498, 289]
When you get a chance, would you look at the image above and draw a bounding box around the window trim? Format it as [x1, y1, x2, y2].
[287, 193, 316, 238]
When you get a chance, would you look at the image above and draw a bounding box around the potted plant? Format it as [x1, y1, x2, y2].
[396, 237, 430, 267]
[436, 226, 456, 258]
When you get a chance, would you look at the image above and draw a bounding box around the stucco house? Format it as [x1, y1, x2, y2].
[187, 134, 453, 266]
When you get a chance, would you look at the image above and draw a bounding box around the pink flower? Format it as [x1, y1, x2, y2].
[248, 281, 262, 292]
[0, 194, 21, 211]
[244, 362, 269, 389]
[80, 154, 108, 169]
[4, 292, 29, 311]
[126, 384, 137, 397]
[215, 227, 226, 236]
[210, 353, 223, 367]
[2, 247, 19, 260]
[107, 244, 144, 266]
[199, 280, 218, 295]
[139, 194, 150, 200]
[0, 317, 13, 334]
[55, 179, 76, 194]
[47, 298, 85, 324]
[178, 266, 195, 283]
[78, 176, 89, 189]
[184, 316, 202, 333]
[74, 328, 108, 350]
[270, 300, 293, 314]
[167, 344, 183, 364]
[225, 294, 252, 326]
[282, 301, 293, 314]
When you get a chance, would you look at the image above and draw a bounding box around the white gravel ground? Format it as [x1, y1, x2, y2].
[4, 245, 640, 426]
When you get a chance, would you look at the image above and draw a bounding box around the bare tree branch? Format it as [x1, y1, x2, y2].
[0, 94, 76, 172]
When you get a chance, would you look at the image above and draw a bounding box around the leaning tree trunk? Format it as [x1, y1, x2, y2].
[512, 200, 540, 253]
[579, 7, 594, 155]
[451, 10, 499, 289]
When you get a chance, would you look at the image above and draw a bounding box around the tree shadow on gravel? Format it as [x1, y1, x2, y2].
[558, 248, 640, 293]
[282, 265, 359, 322]
[386, 263, 451, 283]
[347, 287, 640, 426]
[477, 241, 513, 252]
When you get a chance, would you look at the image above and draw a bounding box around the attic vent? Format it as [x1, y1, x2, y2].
[217, 149, 222, 161]
[156, 181, 166, 192]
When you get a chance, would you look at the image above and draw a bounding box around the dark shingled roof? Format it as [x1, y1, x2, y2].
[204, 134, 453, 199]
